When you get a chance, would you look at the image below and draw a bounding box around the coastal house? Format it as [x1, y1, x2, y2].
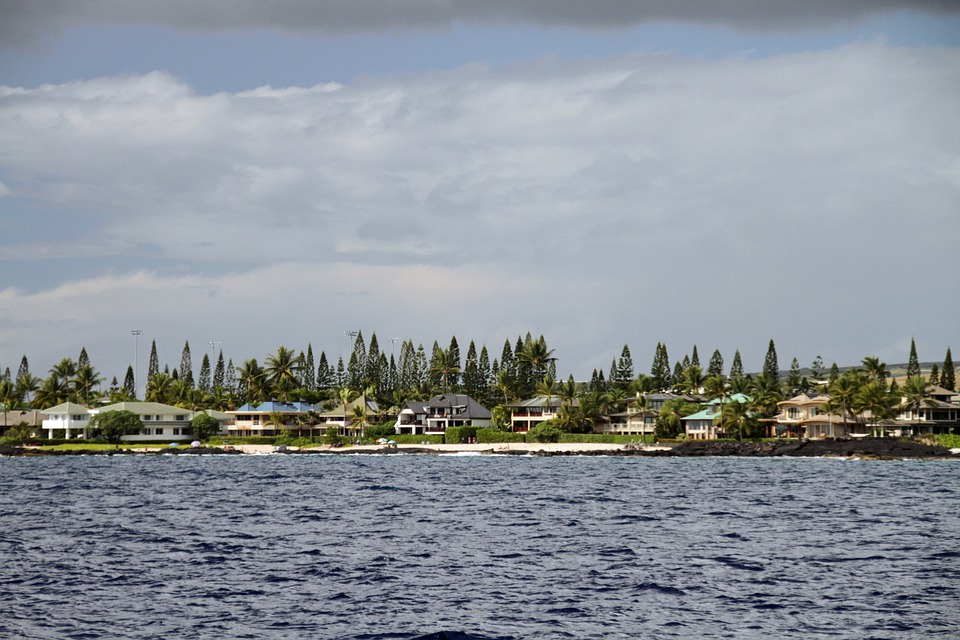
[1, 409, 44, 436]
[396, 401, 429, 435]
[319, 395, 379, 436]
[894, 384, 960, 435]
[775, 392, 830, 439]
[397, 394, 491, 435]
[40, 401, 92, 439]
[604, 408, 656, 437]
[508, 395, 567, 433]
[90, 401, 195, 442]
[682, 394, 751, 440]
[228, 401, 318, 437]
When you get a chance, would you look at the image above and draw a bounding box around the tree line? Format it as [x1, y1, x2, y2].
[1, 334, 955, 438]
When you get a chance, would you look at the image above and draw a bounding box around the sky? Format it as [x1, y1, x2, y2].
[1, 1, 959, 388]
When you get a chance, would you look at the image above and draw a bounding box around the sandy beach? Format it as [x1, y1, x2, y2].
[230, 442, 671, 455]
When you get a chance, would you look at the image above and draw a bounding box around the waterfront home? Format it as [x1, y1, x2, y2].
[508, 395, 568, 433]
[40, 402, 92, 439]
[228, 401, 317, 437]
[90, 401, 195, 442]
[319, 395, 379, 435]
[682, 394, 751, 440]
[604, 408, 656, 437]
[894, 384, 959, 435]
[396, 394, 491, 435]
[775, 392, 829, 439]
[1, 409, 44, 435]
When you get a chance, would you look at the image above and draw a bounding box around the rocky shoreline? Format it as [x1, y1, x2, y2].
[1, 437, 955, 459]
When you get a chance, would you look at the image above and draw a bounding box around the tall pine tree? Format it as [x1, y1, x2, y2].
[941, 347, 955, 391]
[198, 353, 211, 392]
[123, 365, 136, 398]
[304, 344, 316, 391]
[730, 349, 744, 379]
[616, 345, 634, 388]
[180, 341, 194, 388]
[213, 351, 225, 389]
[906, 338, 921, 378]
[148, 340, 159, 383]
[707, 349, 724, 379]
[762, 339, 779, 383]
[462, 341, 480, 399]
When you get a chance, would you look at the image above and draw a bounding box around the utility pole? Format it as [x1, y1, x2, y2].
[131, 329, 142, 399]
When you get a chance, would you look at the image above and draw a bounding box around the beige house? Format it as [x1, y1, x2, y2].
[509, 395, 566, 433]
[89, 401, 196, 442]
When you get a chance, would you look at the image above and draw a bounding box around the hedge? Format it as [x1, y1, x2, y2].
[391, 434, 443, 445]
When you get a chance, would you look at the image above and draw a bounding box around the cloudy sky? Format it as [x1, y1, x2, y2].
[1, 1, 959, 386]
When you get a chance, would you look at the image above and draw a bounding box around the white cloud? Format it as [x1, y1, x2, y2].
[1, 42, 959, 379]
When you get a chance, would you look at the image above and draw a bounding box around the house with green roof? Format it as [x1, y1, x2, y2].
[40, 401, 92, 439]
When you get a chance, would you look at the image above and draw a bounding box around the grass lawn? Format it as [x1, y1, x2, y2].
[37, 443, 168, 451]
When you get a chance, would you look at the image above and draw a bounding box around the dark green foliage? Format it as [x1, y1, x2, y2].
[615, 344, 634, 388]
[786, 357, 801, 395]
[303, 344, 316, 391]
[928, 364, 940, 387]
[906, 338, 920, 378]
[729, 349, 744, 379]
[16, 356, 29, 383]
[148, 340, 159, 383]
[763, 339, 779, 382]
[213, 351, 225, 389]
[198, 353, 211, 392]
[447, 336, 461, 390]
[180, 341, 194, 389]
[123, 366, 135, 398]
[829, 362, 840, 384]
[191, 413, 220, 442]
[364, 422, 397, 440]
[89, 410, 143, 444]
[462, 341, 482, 399]
[528, 422, 561, 443]
[476, 428, 526, 443]
[78, 347, 89, 369]
[690, 345, 700, 369]
[942, 348, 955, 391]
[650, 342, 671, 391]
[707, 349, 724, 379]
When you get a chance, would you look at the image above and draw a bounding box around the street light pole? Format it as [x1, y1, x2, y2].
[131, 329, 142, 399]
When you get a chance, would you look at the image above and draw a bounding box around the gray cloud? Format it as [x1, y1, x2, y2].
[2, 0, 959, 47]
[1, 42, 958, 379]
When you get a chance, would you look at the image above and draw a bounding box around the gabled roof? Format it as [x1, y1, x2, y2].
[777, 392, 828, 407]
[39, 401, 91, 415]
[425, 394, 491, 420]
[509, 395, 565, 409]
[704, 393, 752, 406]
[399, 401, 429, 414]
[319, 395, 379, 418]
[93, 401, 191, 415]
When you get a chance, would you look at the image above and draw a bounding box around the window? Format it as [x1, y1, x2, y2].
[143, 415, 152, 421]
[176, 415, 185, 421]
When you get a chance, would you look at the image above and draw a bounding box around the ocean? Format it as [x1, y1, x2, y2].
[1, 454, 958, 639]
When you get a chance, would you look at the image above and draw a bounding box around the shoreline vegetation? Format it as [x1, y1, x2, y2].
[3, 437, 956, 459]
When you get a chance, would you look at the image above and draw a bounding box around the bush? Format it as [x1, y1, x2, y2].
[445, 426, 478, 444]
[935, 434, 960, 449]
[364, 422, 397, 440]
[557, 433, 639, 444]
[528, 423, 561, 443]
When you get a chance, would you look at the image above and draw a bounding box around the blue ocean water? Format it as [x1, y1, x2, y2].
[1, 454, 958, 639]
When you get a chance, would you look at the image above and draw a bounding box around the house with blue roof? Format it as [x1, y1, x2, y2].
[227, 400, 317, 437]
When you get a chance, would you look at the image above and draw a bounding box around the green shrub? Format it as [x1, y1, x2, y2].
[364, 423, 397, 440]
[935, 434, 960, 448]
[528, 423, 561, 443]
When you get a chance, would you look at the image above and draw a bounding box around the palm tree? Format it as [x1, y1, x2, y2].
[430, 348, 461, 393]
[628, 391, 651, 444]
[495, 369, 515, 405]
[33, 375, 70, 409]
[680, 365, 704, 394]
[351, 405, 368, 440]
[268, 411, 287, 436]
[146, 372, 173, 404]
[265, 346, 301, 402]
[238, 359, 268, 405]
[73, 364, 102, 406]
[15, 373, 40, 408]
[855, 380, 897, 436]
[826, 373, 861, 436]
[861, 356, 888, 385]
[717, 399, 756, 442]
[900, 375, 937, 436]
[519, 336, 557, 386]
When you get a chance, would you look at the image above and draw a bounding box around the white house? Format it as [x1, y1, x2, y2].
[40, 402, 92, 439]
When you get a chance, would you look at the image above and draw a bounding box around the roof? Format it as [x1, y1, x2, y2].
[777, 392, 828, 407]
[425, 394, 491, 420]
[509, 395, 565, 409]
[319, 395, 379, 418]
[93, 401, 191, 415]
[681, 408, 720, 421]
[704, 393, 752, 406]
[39, 401, 92, 415]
